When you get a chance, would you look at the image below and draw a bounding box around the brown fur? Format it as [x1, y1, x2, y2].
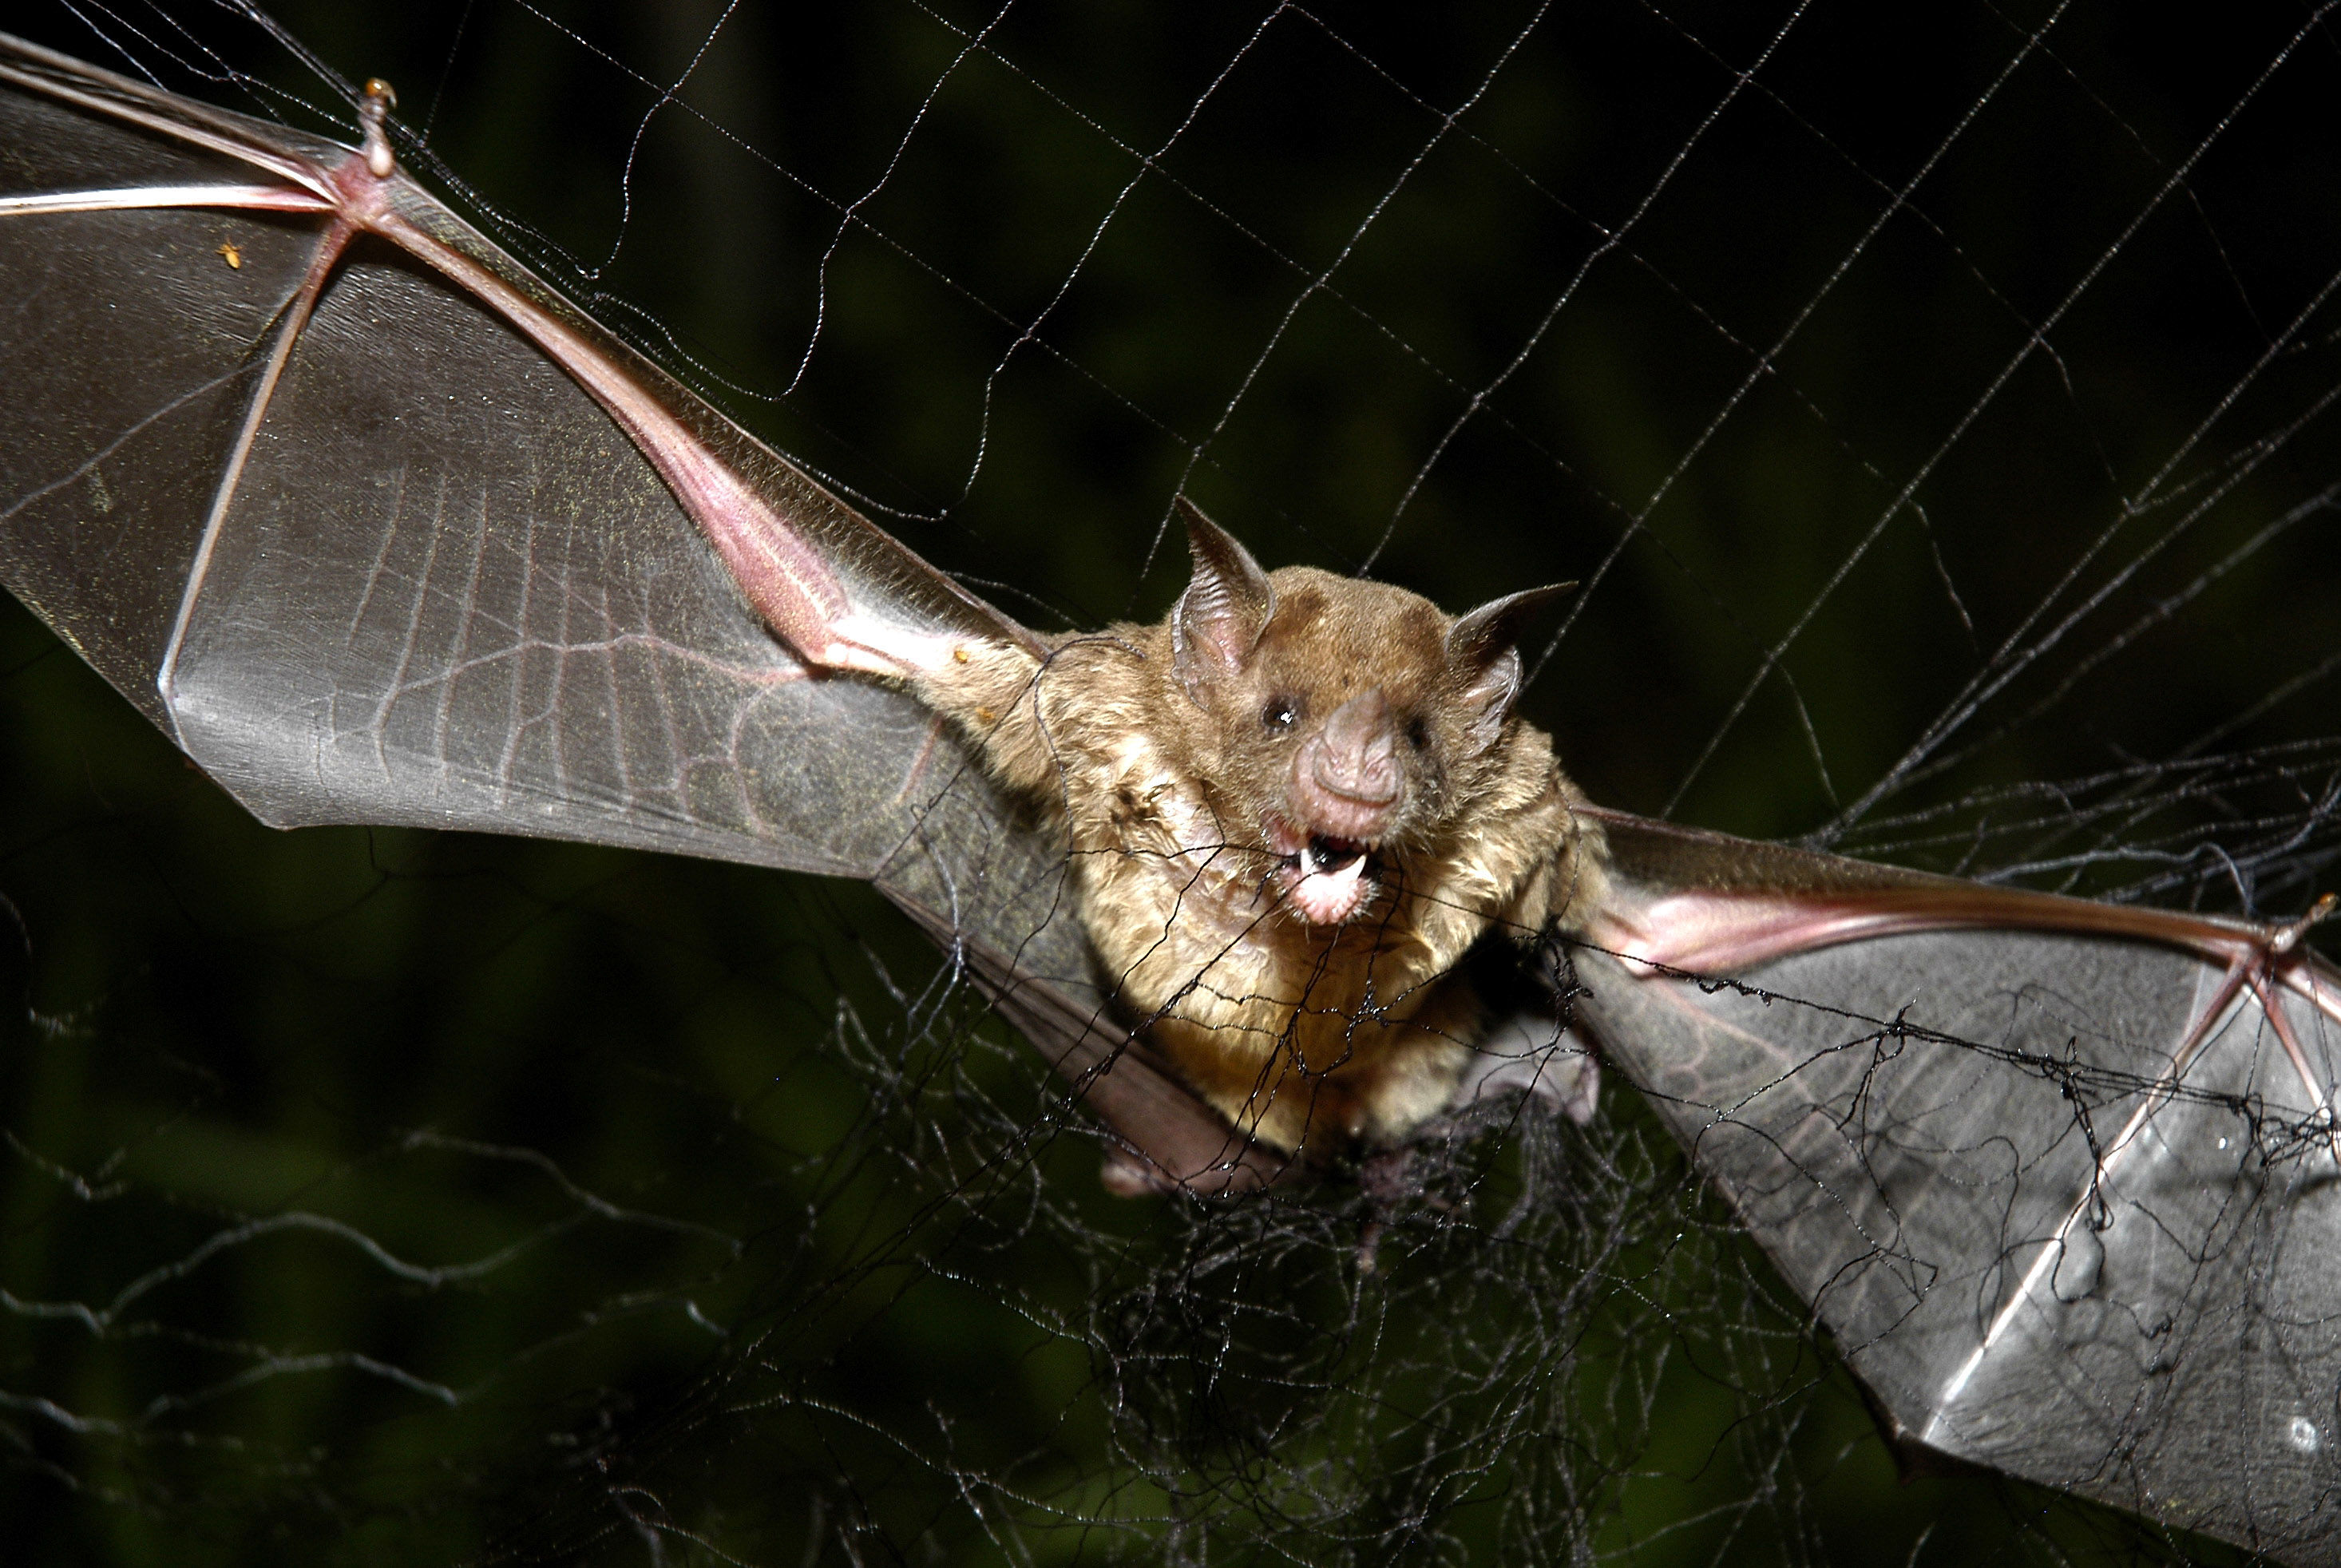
[913, 552, 1602, 1157]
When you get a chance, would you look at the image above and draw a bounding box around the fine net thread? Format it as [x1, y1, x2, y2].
[1, 2, 2337, 1565]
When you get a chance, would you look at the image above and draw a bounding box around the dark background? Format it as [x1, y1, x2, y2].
[2, 2, 2338, 1562]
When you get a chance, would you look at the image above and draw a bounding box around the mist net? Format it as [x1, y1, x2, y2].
[2, 2, 2338, 1564]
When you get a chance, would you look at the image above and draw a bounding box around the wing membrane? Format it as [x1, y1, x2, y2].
[0, 33, 987, 881]
[0, 30, 1275, 1186]
[1573, 808, 2341, 1561]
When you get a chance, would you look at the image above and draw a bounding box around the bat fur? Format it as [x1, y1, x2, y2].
[909, 502, 1607, 1157]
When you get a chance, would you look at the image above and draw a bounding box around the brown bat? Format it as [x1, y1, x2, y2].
[3, 32, 2340, 1564]
[902, 499, 1594, 1158]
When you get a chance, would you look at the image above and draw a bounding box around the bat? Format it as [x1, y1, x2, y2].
[3, 21, 2339, 1566]
[906, 497, 1597, 1159]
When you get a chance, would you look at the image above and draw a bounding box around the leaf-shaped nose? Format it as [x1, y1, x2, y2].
[1294, 689, 1401, 837]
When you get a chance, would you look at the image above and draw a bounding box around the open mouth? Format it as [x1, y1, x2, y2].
[1266, 819, 1380, 925]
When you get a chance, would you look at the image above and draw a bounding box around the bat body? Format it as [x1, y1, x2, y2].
[4, 30, 2339, 1565]
[908, 502, 1593, 1156]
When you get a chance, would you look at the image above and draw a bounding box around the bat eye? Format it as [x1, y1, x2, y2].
[1406, 716, 1431, 750]
[1262, 696, 1301, 732]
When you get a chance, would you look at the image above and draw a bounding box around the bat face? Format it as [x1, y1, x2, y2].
[1163, 509, 1565, 927]
[1189, 568, 1462, 923]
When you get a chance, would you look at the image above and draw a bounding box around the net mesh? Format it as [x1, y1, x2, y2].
[2, 1, 2339, 1562]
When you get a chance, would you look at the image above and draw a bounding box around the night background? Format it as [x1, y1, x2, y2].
[2, 2, 2339, 1562]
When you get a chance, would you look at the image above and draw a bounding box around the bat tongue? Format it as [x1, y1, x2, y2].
[1290, 837, 1370, 923]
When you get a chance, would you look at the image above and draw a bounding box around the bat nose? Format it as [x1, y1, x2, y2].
[1295, 689, 1401, 836]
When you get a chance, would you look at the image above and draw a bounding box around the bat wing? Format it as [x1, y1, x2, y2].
[0, 31, 996, 873]
[1569, 805, 2341, 1563]
[0, 34, 1267, 1190]
[889, 893, 1294, 1194]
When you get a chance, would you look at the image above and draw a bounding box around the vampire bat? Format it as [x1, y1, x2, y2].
[2, 29, 2339, 1566]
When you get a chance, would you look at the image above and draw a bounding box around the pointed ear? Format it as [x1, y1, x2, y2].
[1170, 498, 1276, 703]
[1447, 582, 1575, 748]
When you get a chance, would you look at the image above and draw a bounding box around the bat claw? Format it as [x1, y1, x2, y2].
[359, 79, 398, 179]
[2271, 891, 2339, 956]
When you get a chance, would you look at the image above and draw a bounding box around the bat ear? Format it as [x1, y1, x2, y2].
[1171, 498, 1276, 702]
[1447, 581, 1575, 748]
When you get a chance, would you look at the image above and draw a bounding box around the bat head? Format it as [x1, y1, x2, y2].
[1166, 501, 1571, 925]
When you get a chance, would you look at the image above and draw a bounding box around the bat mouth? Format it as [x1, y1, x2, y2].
[1265, 818, 1380, 925]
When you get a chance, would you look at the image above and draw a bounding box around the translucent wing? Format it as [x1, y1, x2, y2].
[1574, 808, 2341, 1563]
[0, 31, 1277, 1190]
[0, 32, 988, 873]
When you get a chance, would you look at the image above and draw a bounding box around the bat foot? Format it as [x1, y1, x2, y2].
[1457, 1012, 1601, 1125]
[1097, 1144, 1177, 1198]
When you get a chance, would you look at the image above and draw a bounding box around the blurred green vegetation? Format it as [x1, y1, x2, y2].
[2, 1, 2336, 1562]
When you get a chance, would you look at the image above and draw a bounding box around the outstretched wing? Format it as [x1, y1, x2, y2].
[0, 31, 995, 873]
[0, 32, 1277, 1193]
[1571, 806, 2341, 1564]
